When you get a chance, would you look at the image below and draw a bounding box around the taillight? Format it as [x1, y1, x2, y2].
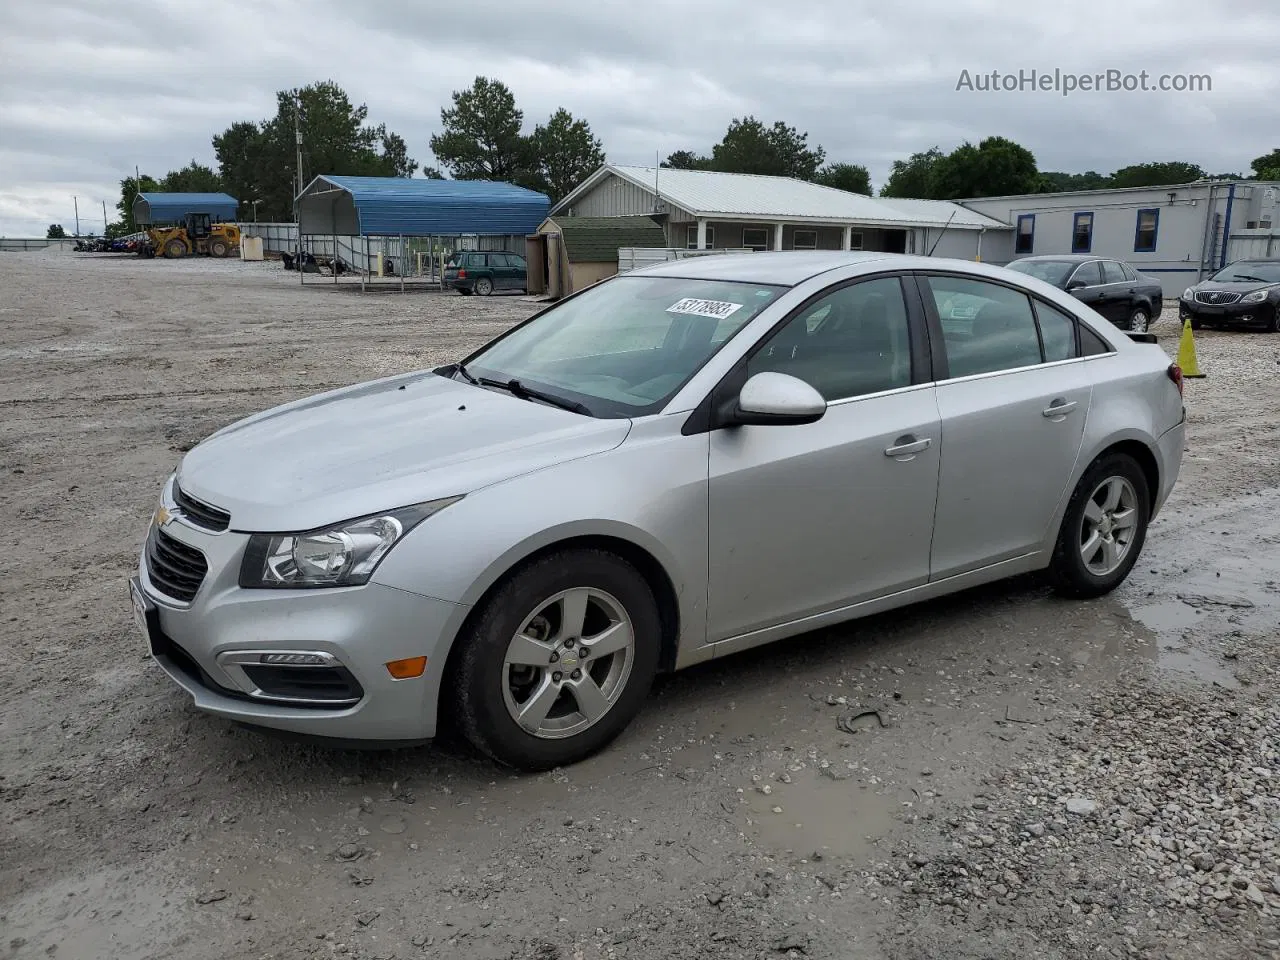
[457, 268, 467, 279]
[1168, 363, 1184, 397]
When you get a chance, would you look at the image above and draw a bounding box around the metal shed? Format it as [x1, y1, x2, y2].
[133, 192, 238, 226]
[527, 215, 668, 298]
[295, 175, 551, 289]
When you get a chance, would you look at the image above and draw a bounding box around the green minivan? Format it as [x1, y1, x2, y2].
[443, 251, 528, 296]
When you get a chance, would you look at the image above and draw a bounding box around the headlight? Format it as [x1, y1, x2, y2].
[1181, 288, 1195, 300]
[1240, 288, 1271, 304]
[238, 497, 462, 588]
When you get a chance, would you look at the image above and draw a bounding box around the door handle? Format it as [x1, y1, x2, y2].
[884, 435, 931, 459]
[1042, 399, 1077, 418]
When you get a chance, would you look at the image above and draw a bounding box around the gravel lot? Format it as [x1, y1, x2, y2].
[1, 250, 1278, 960]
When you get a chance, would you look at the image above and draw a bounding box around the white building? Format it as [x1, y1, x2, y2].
[960, 180, 1280, 294]
[551, 164, 1009, 261]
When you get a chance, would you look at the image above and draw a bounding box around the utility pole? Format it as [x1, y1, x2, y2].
[102, 201, 108, 234]
[294, 92, 304, 224]
[73, 196, 79, 236]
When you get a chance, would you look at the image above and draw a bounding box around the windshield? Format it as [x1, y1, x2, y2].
[1210, 261, 1280, 283]
[455, 275, 784, 418]
[1005, 260, 1076, 286]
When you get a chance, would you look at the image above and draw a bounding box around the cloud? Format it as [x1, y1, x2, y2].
[1, 0, 1276, 234]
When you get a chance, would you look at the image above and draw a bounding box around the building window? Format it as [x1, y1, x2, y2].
[686, 224, 716, 249]
[1071, 212, 1093, 253]
[1134, 208, 1159, 252]
[792, 229, 818, 250]
[849, 232, 864, 250]
[1015, 214, 1035, 254]
[741, 227, 769, 250]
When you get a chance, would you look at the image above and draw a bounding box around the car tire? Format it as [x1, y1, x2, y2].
[474, 277, 494, 296]
[1189, 317, 1203, 331]
[163, 238, 186, 258]
[449, 549, 661, 770]
[1269, 309, 1280, 334]
[1127, 306, 1150, 333]
[1047, 453, 1151, 600]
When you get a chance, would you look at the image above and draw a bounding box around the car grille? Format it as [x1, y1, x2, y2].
[173, 485, 230, 532]
[146, 527, 208, 603]
[1194, 290, 1241, 305]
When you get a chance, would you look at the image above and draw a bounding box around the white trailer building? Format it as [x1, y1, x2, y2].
[959, 180, 1280, 295]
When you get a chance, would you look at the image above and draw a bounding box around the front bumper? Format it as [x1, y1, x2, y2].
[1179, 298, 1276, 327]
[133, 510, 470, 743]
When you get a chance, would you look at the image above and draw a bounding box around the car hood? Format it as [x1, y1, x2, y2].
[1191, 280, 1280, 294]
[175, 369, 631, 532]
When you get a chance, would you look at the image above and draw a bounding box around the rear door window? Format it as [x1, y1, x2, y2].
[1100, 261, 1127, 285]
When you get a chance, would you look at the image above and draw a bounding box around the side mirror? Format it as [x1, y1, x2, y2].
[728, 372, 826, 426]
[1066, 278, 1087, 292]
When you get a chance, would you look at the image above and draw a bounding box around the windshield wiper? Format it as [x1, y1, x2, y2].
[1226, 275, 1271, 284]
[454, 362, 479, 384]
[474, 375, 592, 415]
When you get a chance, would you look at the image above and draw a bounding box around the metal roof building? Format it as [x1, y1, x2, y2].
[551, 164, 1008, 260]
[297, 175, 551, 238]
[133, 192, 239, 225]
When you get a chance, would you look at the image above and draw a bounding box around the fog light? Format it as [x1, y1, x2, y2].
[385, 656, 427, 679]
[261, 652, 328, 665]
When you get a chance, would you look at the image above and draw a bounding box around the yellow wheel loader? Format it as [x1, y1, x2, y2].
[141, 214, 240, 259]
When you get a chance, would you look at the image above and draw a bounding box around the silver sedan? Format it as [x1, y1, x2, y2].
[130, 252, 1186, 770]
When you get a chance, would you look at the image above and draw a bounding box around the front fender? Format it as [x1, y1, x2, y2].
[371, 417, 711, 653]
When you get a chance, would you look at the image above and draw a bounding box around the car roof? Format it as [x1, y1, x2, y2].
[629, 251, 897, 286]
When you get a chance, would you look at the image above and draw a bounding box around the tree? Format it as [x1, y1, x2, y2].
[879, 147, 945, 198]
[108, 173, 160, 236]
[661, 150, 710, 170]
[930, 136, 1041, 199]
[46, 224, 66, 238]
[160, 160, 223, 193]
[213, 80, 415, 221]
[1109, 161, 1206, 188]
[707, 116, 825, 180]
[1038, 170, 1113, 193]
[429, 76, 533, 183]
[1249, 149, 1280, 181]
[529, 108, 605, 201]
[814, 162, 871, 195]
[213, 121, 268, 219]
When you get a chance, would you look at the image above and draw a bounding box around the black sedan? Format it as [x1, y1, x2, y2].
[1005, 255, 1163, 332]
[1179, 259, 1280, 333]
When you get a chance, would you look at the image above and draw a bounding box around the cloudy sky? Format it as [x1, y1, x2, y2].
[1, 0, 1276, 235]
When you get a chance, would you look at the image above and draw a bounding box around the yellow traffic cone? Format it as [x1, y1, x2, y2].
[1176, 318, 1204, 378]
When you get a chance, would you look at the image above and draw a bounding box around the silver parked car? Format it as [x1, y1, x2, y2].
[130, 252, 1186, 770]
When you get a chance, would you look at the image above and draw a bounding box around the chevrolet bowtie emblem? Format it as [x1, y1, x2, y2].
[155, 505, 172, 527]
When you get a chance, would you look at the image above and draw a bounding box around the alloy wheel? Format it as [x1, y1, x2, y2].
[1079, 476, 1139, 576]
[501, 588, 635, 740]
[1129, 309, 1149, 333]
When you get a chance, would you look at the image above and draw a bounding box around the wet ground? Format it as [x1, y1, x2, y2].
[1, 251, 1278, 959]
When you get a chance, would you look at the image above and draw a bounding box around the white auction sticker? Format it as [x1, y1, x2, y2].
[666, 297, 744, 320]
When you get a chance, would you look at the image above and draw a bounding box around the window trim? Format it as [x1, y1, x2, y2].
[1071, 211, 1094, 253]
[686, 224, 716, 250]
[741, 227, 769, 251]
[1015, 214, 1036, 255]
[792, 229, 818, 250]
[1133, 207, 1159, 253]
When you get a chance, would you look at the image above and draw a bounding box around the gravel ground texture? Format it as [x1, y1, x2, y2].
[1, 250, 1278, 960]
